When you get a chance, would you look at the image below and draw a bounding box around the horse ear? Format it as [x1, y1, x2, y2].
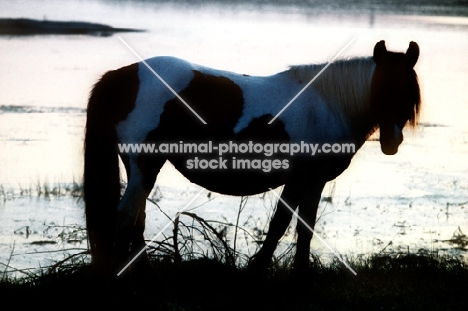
[373, 40, 387, 65]
[406, 41, 419, 68]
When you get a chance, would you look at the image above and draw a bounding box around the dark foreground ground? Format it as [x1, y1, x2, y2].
[2, 253, 467, 310]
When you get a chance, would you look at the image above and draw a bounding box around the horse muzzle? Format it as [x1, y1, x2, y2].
[380, 124, 403, 155]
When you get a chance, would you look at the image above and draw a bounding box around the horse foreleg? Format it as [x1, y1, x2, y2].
[249, 183, 301, 271]
[294, 181, 325, 272]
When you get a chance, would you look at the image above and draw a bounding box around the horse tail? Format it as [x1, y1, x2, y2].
[84, 63, 139, 271]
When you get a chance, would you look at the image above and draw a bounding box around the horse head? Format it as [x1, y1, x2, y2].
[371, 40, 421, 155]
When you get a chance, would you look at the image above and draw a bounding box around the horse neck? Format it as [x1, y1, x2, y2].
[289, 57, 378, 142]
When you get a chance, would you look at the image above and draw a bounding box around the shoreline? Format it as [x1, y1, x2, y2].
[0, 18, 144, 36]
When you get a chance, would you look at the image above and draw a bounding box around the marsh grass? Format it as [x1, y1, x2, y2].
[0, 181, 83, 201]
[2, 216, 467, 310]
[1, 249, 467, 310]
[145, 194, 267, 268]
[1, 183, 467, 309]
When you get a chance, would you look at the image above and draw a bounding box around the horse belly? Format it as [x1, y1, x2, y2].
[168, 156, 289, 196]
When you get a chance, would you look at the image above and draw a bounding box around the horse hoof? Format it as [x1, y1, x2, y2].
[245, 256, 270, 277]
[131, 257, 153, 276]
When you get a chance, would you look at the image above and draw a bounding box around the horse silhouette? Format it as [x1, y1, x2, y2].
[84, 40, 420, 275]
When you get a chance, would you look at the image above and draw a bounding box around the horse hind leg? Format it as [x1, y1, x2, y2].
[115, 155, 165, 275]
[128, 204, 151, 274]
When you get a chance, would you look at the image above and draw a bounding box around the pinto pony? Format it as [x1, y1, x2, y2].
[84, 41, 420, 274]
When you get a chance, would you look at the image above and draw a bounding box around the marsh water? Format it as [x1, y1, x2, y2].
[0, 0, 467, 275]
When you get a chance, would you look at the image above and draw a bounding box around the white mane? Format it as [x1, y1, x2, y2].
[288, 57, 377, 137]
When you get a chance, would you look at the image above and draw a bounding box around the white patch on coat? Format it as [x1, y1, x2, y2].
[116, 57, 196, 143]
